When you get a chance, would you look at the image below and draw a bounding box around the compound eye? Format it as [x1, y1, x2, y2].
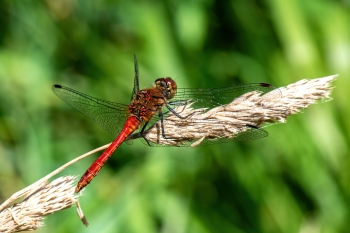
[154, 78, 163, 88]
[164, 77, 177, 99]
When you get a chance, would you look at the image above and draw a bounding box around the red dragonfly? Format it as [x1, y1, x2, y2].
[53, 55, 279, 193]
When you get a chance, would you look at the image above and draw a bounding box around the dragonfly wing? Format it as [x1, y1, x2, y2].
[170, 83, 281, 109]
[135, 123, 268, 147]
[188, 125, 268, 146]
[53, 85, 129, 136]
[130, 54, 140, 102]
[201, 125, 268, 144]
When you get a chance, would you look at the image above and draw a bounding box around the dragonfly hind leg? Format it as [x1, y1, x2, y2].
[139, 121, 152, 146]
[159, 106, 195, 140]
[137, 105, 196, 143]
[159, 111, 169, 139]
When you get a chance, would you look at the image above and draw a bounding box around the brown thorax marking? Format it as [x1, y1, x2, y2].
[128, 77, 177, 123]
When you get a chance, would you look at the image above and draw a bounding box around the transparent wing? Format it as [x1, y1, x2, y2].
[52, 84, 130, 136]
[130, 54, 140, 102]
[133, 124, 269, 147]
[130, 83, 281, 147]
[170, 83, 280, 108]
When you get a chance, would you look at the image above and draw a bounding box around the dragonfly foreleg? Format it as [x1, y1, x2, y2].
[158, 106, 196, 140]
[168, 100, 189, 106]
[165, 104, 195, 119]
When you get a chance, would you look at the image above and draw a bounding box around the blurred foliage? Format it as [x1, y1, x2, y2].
[0, 0, 349, 233]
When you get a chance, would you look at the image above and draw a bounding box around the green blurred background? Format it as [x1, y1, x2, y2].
[0, 0, 349, 233]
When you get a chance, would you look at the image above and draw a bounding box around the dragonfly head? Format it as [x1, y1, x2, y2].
[155, 77, 177, 100]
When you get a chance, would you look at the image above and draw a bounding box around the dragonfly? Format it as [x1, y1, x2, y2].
[53, 55, 280, 193]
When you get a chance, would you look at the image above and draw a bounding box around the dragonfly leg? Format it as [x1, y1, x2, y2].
[140, 121, 149, 133]
[165, 105, 195, 119]
[139, 121, 152, 146]
[142, 135, 152, 146]
[246, 124, 258, 129]
[158, 111, 170, 139]
[168, 100, 189, 106]
[156, 105, 197, 140]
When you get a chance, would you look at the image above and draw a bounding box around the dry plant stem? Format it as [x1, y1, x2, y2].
[0, 143, 111, 232]
[141, 75, 337, 147]
[0, 176, 79, 233]
[0, 145, 111, 232]
[0, 143, 110, 212]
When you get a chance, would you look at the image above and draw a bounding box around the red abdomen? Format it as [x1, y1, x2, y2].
[75, 116, 140, 193]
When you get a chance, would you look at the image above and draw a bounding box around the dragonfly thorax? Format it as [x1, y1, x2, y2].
[128, 88, 167, 123]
